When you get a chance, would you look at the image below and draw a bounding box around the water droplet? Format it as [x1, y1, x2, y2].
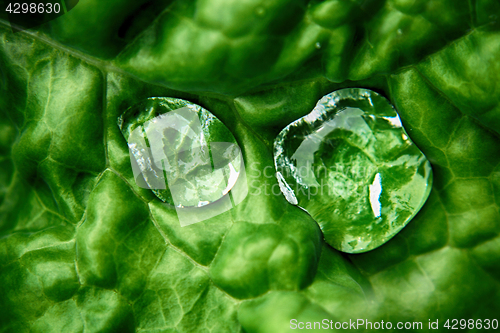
[274, 88, 432, 253]
[397, 28, 403, 35]
[119, 97, 243, 210]
[315, 42, 322, 49]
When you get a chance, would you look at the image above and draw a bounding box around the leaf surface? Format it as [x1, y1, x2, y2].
[1, 1, 500, 332]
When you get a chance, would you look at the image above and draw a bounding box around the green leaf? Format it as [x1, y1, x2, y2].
[1, 1, 500, 332]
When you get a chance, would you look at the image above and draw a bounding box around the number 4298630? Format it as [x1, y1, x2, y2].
[5, 2, 61, 14]
[444, 319, 498, 330]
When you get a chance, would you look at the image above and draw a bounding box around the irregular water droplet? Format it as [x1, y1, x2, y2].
[274, 88, 433, 253]
[118, 97, 243, 210]
[315, 42, 322, 49]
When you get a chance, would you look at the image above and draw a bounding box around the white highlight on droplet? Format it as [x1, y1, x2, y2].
[277, 172, 298, 205]
[222, 158, 239, 196]
[382, 116, 402, 128]
[369, 173, 382, 218]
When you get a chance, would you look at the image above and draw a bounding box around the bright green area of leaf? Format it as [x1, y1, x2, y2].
[1, 0, 500, 332]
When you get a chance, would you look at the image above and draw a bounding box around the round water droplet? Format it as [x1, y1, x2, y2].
[315, 42, 322, 49]
[397, 28, 403, 35]
[274, 88, 433, 253]
[118, 97, 242, 208]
